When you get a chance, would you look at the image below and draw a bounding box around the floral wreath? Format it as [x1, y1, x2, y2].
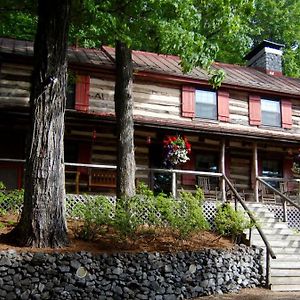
[163, 135, 191, 168]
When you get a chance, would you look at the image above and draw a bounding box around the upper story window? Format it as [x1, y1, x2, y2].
[249, 95, 292, 129]
[195, 90, 217, 120]
[261, 99, 281, 127]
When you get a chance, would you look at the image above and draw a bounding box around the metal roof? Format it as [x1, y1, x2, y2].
[1, 37, 300, 96]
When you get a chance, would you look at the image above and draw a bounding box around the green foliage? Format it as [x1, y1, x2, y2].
[171, 189, 210, 238]
[72, 195, 114, 240]
[250, 0, 300, 77]
[0, 182, 24, 215]
[214, 202, 252, 239]
[71, 183, 209, 241]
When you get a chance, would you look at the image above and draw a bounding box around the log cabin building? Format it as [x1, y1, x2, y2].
[1, 37, 300, 202]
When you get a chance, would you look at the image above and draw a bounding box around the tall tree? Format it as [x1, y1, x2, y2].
[72, 0, 254, 198]
[5, 0, 70, 247]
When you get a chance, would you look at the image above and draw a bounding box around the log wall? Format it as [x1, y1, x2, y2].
[0, 63, 31, 107]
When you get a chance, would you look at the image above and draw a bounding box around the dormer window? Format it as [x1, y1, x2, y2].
[195, 90, 217, 120]
[261, 99, 281, 127]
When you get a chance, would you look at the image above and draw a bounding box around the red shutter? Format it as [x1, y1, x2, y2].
[249, 95, 261, 125]
[217, 89, 229, 122]
[75, 75, 90, 112]
[182, 154, 196, 186]
[281, 99, 292, 129]
[182, 86, 195, 118]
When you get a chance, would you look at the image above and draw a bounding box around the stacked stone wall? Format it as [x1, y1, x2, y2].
[0, 245, 263, 299]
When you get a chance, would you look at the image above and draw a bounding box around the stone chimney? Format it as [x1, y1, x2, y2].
[245, 40, 284, 76]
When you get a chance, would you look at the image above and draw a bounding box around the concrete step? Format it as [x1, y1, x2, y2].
[253, 239, 300, 248]
[260, 222, 289, 229]
[251, 233, 300, 242]
[271, 276, 300, 285]
[250, 227, 292, 235]
[271, 284, 300, 291]
[275, 253, 300, 261]
[271, 269, 300, 276]
[271, 261, 300, 269]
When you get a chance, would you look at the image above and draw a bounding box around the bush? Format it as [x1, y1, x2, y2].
[72, 195, 114, 240]
[71, 183, 210, 241]
[0, 182, 24, 215]
[214, 202, 252, 241]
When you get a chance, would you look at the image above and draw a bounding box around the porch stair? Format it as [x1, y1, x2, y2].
[246, 202, 300, 292]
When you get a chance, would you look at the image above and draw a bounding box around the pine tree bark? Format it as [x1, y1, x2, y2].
[5, 0, 70, 247]
[115, 41, 136, 199]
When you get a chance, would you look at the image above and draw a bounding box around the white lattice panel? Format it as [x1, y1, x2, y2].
[267, 204, 300, 230]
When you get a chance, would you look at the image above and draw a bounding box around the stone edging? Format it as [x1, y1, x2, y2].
[0, 244, 263, 299]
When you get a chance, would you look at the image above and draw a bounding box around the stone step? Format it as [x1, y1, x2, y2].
[271, 284, 300, 291]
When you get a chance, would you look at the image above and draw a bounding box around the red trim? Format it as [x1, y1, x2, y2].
[281, 99, 292, 129]
[249, 95, 261, 125]
[78, 143, 91, 175]
[217, 89, 230, 122]
[181, 86, 195, 118]
[75, 75, 90, 112]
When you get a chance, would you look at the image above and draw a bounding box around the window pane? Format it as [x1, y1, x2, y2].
[261, 99, 281, 127]
[195, 90, 217, 119]
[262, 159, 282, 188]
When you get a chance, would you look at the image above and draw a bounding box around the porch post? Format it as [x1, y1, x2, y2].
[253, 143, 259, 202]
[221, 139, 226, 202]
[171, 171, 177, 198]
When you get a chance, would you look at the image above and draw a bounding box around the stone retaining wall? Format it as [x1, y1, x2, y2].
[0, 245, 263, 300]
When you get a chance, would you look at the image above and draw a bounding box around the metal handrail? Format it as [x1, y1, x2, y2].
[223, 175, 276, 287]
[258, 177, 300, 210]
[257, 177, 300, 223]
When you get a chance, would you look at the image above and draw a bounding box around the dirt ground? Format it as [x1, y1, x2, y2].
[0, 214, 233, 253]
[194, 288, 300, 300]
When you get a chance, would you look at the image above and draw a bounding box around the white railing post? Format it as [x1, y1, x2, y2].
[171, 171, 177, 198]
[253, 143, 259, 202]
[221, 139, 226, 202]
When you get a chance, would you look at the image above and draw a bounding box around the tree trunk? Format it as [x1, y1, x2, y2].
[114, 41, 136, 199]
[5, 0, 70, 247]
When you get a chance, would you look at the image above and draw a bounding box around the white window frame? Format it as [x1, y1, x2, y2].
[261, 98, 281, 127]
[195, 89, 217, 120]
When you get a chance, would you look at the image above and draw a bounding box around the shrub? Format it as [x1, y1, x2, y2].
[0, 182, 24, 215]
[170, 188, 209, 238]
[214, 202, 252, 241]
[71, 183, 210, 241]
[72, 195, 114, 240]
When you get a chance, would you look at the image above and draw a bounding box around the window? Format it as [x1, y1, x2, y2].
[196, 153, 219, 189]
[261, 99, 281, 127]
[261, 159, 282, 188]
[195, 90, 217, 120]
[196, 153, 219, 173]
[66, 82, 75, 109]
